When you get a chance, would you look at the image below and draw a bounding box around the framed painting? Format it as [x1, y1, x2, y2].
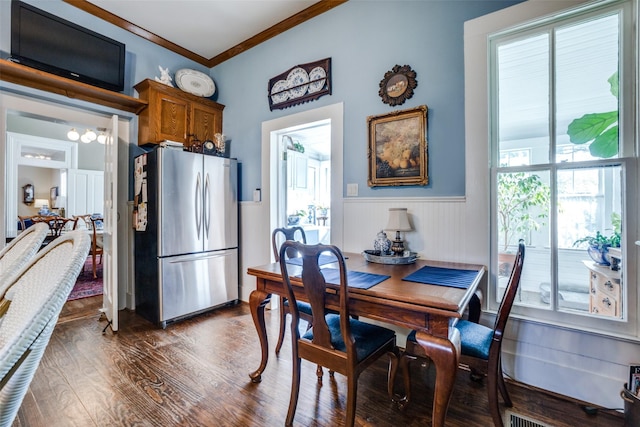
[50, 186, 58, 206]
[367, 105, 428, 187]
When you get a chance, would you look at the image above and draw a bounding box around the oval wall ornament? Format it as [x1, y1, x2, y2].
[378, 64, 417, 106]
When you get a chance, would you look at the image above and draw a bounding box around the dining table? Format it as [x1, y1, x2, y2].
[246, 252, 486, 427]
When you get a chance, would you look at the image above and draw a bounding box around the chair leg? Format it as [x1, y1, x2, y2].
[496, 359, 512, 407]
[285, 355, 301, 427]
[316, 365, 324, 384]
[345, 374, 358, 427]
[92, 252, 98, 279]
[275, 297, 287, 355]
[387, 348, 416, 410]
[487, 359, 504, 427]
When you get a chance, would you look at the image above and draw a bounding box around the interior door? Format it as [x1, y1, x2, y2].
[102, 115, 118, 332]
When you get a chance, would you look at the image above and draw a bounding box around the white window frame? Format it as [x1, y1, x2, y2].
[486, 0, 638, 336]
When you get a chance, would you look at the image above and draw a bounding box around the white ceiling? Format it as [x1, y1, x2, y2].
[86, 0, 324, 61]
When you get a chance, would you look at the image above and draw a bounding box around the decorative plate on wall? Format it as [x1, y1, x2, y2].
[268, 58, 331, 111]
[175, 69, 216, 97]
[378, 65, 417, 106]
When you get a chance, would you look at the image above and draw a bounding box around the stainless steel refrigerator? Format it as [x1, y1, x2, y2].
[134, 147, 238, 328]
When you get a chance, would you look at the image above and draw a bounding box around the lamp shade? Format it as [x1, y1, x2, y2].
[385, 208, 412, 231]
[53, 196, 66, 209]
[34, 198, 48, 209]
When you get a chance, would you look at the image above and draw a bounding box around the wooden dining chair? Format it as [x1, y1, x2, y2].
[0, 230, 90, 426]
[73, 215, 104, 279]
[279, 241, 396, 427]
[389, 240, 525, 427]
[271, 226, 312, 355]
[88, 216, 104, 279]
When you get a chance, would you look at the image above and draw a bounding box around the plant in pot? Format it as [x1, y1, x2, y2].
[287, 210, 307, 226]
[572, 213, 621, 266]
[497, 172, 551, 275]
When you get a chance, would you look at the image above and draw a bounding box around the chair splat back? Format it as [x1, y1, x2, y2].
[295, 245, 350, 352]
[272, 226, 306, 262]
[278, 240, 396, 427]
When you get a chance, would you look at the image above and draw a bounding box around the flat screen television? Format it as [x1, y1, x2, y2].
[10, 0, 125, 92]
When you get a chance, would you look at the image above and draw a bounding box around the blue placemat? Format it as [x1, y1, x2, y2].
[320, 268, 390, 290]
[402, 266, 478, 289]
[285, 254, 340, 266]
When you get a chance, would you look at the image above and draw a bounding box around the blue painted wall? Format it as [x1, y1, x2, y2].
[0, 0, 522, 201]
[212, 1, 522, 200]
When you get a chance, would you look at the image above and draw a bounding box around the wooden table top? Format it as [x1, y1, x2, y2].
[247, 252, 486, 321]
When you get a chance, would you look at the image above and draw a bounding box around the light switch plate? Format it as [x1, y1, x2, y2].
[347, 183, 358, 197]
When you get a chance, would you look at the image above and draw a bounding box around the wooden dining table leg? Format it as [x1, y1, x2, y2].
[414, 328, 461, 427]
[249, 288, 272, 383]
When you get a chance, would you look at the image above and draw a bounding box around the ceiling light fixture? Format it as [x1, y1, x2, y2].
[67, 128, 79, 141]
[84, 129, 97, 141]
[97, 132, 107, 144]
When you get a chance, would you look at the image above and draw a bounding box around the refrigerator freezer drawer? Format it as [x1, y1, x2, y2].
[159, 248, 238, 324]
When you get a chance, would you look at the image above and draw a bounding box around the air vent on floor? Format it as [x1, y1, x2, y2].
[504, 410, 552, 427]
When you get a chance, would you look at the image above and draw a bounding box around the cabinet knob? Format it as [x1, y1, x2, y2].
[591, 286, 596, 294]
[591, 272, 597, 280]
[602, 297, 611, 307]
[592, 307, 599, 313]
[605, 280, 613, 290]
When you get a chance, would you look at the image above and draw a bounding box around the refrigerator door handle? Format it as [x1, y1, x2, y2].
[165, 251, 232, 263]
[195, 172, 202, 240]
[204, 172, 211, 237]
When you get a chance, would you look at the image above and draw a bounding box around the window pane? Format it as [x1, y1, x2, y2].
[557, 165, 622, 316]
[556, 14, 620, 161]
[497, 171, 551, 307]
[497, 34, 549, 165]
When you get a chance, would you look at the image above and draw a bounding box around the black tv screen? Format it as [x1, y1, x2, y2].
[10, 0, 125, 92]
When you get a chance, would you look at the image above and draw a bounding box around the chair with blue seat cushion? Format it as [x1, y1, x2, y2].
[391, 240, 525, 427]
[279, 241, 396, 427]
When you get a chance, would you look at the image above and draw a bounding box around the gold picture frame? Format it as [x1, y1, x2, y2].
[367, 105, 428, 187]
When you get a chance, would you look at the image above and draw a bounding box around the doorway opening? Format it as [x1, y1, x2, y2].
[262, 102, 344, 251]
[277, 120, 331, 244]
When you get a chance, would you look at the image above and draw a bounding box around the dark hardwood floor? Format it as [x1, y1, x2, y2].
[13, 298, 623, 426]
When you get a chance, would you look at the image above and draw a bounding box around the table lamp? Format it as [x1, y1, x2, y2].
[54, 196, 66, 217]
[34, 198, 49, 215]
[385, 208, 412, 255]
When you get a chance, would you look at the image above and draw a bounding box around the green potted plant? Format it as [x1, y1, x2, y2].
[498, 172, 551, 251]
[287, 210, 307, 226]
[497, 172, 550, 275]
[573, 213, 621, 266]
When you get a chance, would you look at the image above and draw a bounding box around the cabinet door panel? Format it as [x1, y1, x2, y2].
[157, 94, 189, 142]
[191, 103, 222, 142]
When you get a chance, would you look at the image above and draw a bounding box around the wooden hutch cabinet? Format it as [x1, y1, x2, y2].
[134, 79, 224, 148]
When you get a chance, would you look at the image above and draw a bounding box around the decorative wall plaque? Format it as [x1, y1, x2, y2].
[378, 65, 417, 106]
[268, 58, 332, 111]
